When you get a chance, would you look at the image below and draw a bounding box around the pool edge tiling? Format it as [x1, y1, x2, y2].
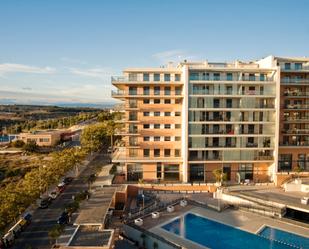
[160, 212, 307, 249]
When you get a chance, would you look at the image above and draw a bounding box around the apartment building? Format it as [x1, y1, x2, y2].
[276, 57, 309, 174]
[112, 55, 308, 184]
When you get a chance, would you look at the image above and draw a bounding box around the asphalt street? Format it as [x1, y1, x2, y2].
[12, 152, 109, 249]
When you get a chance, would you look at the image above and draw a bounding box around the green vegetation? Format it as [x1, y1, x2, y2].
[0, 111, 120, 234]
[0, 104, 102, 134]
[212, 168, 227, 184]
[48, 224, 64, 244]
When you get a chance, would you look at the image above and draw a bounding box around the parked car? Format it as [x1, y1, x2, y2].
[57, 182, 66, 193]
[57, 211, 69, 225]
[49, 191, 59, 200]
[39, 197, 52, 209]
[63, 177, 73, 185]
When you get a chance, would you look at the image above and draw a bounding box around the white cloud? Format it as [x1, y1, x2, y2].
[69, 67, 114, 79]
[0, 63, 56, 76]
[152, 49, 198, 63]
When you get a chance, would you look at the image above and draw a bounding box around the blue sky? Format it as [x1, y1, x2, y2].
[0, 0, 309, 105]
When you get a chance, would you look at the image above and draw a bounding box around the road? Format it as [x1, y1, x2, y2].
[12, 152, 110, 249]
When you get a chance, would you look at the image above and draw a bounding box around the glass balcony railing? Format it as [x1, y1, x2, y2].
[283, 117, 309, 122]
[189, 76, 273, 82]
[284, 104, 309, 109]
[281, 78, 309, 84]
[283, 91, 309, 97]
[282, 129, 309, 134]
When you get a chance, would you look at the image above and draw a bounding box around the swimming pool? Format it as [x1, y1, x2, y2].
[259, 226, 309, 249]
[161, 213, 308, 249]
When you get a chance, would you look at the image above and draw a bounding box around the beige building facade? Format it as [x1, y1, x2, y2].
[19, 130, 62, 147]
[112, 55, 308, 184]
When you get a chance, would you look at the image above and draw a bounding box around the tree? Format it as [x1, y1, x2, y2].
[212, 169, 227, 185]
[11, 139, 25, 148]
[48, 224, 63, 245]
[23, 140, 38, 153]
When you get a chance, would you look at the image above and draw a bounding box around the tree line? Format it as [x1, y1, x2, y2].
[0, 114, 121, 235]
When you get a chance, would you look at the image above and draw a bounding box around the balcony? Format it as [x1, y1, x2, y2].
[284, 104, 309, 110]
[280, 141, 309, 146]
[283, 117, 309, 122]
[283, 91, 309, 97]
[282, 129, 309, 135]
[281, 78, 309, 85]
[111, 76, 183, 84]
[189, 75, 274, 83]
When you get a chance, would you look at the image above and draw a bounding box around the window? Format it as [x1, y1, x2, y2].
[284, 63, 291, 70]
[175, 87, 182, 95]
[226, 73, 233, 81]
[154, 124, 160, 129]
[129, 148, 138, 157]
[154, 99, 160, 104]
[129, 111, 137, 121]
[129, 124, 138, 133]
[154, 73, 160, 81]
[295, 63, 302, 70]
[226, 99, 232, 108]
[164, 99, 171, 104]
[164, 112, 171, 116]
[213, 73, 220, 81]
[129, 137, 138, 146]
[213, 99, 220, 108]
[154, 149, 160, 157]
[154, 136, 160, 141]
[164, 149, 171, 157]
[175, 136, 181, 141]
[190, 72, 199, 80]
[175, 149, 181, 157]
[164, 86, 171, 95]
[143, 99, 150, 104]
[143, 112, 150, 116]
[175, 74, 181, 81]
[175, 99, 181, 104]
[128, 99, 137, 108]
[143, 86, 150, 95]
[143, 124, 150, 129]
[175, 112, 181, 116]
[154, 86, 160, 95]
[175, 124, 181, 129]
[164, 74, 170, 81]
[128, 73, 137, 81]
[279, 154, 292, 171]
[144, 149, 150, 157]
[143, 73, 149, 81]
[129, 86, 137, 95]
[157, 163, 162, 178]
[202, 72, 210, 80]
[249, 74, 255, 81]
[260, 74, 266, 81]
[164, 136, 171, 141]
[164, 124, 171, 129]
[154, 112, 160, 116]
[144, 136, 150, 141]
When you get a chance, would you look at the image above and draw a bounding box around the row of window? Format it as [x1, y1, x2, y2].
[282, 62, 303, 70]
[143, 111, 181, 117]
[143, 148, 181, 157]
[143, 99, 182, 104]
[189, 72, 268, 81]
[129, 73, 181, 82]
[143, 136, 181, 142]
[143, 124, 181, 129]
[129, 86, 182, 95]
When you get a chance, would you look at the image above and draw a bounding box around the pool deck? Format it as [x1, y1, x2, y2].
[139, 204, 309, 249]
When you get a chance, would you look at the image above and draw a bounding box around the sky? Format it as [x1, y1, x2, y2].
[0, 0, 309, 106]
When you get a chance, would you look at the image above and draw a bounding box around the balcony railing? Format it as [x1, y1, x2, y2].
[283, 117, 309, 122]
[281, 78, 309, 84]
[282, 129, 309, 134]
[190, 90, 275, 96]
[283, 91, 309, 97]
[111, 76, 182, 83]
[284, 104, 309, 109]
[189, 76, 273, 82]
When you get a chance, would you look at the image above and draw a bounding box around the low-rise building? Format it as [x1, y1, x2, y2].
[19, 130, 63, 147]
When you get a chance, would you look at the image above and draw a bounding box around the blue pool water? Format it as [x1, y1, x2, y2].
[161, 213, 309, 249]
[259, 226, 309, 249]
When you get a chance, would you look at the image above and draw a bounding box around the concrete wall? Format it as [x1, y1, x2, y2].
[123, 224, 180, 249]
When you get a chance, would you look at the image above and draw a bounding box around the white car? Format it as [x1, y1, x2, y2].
[49, 191, 59, 200]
